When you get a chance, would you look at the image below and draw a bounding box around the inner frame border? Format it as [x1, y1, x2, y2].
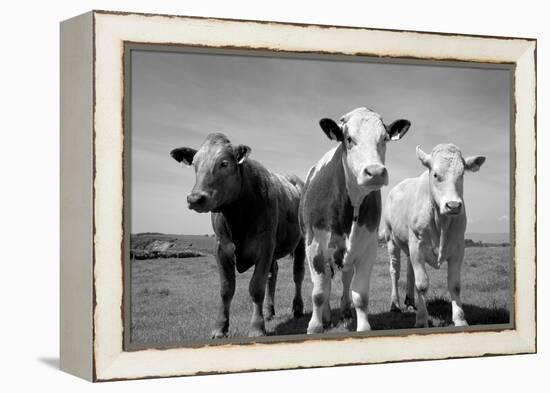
[122, 43, 516, 351]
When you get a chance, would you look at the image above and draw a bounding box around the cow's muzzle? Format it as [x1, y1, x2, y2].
[359, 164, 388, 187]
[187, 191, 211, 212]
[442, 200, 463, 216]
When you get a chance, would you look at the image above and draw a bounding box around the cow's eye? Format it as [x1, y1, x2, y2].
[346, 136, 354, 147]
[433, 172, 441, 181]
[220, 160, 229, 168]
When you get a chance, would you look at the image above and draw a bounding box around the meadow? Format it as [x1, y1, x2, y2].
[129, 234, 510, 346]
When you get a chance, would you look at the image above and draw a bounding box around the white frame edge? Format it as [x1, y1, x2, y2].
[60, 11, 94, 381]
[89, 11, 536, 381]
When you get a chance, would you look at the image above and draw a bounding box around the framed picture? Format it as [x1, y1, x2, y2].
[60, 10, 536, 382]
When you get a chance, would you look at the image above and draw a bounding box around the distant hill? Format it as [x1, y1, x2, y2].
[131, 233, 216, 259]
[466, 233, 510, 244]
[132, 232, 509, 260]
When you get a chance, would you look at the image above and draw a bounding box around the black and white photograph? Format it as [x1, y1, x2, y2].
[127, 47, 512, 347]
[3, 0, 545, 388]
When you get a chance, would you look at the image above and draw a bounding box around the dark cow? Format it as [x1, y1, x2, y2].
[300, 107, 411, 333]
[170, 133, 305, 338]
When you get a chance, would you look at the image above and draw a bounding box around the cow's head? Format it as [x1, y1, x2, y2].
[416, 144, 486, 216]
[170, 133, 251, 213]
[320, 107, 410, 199]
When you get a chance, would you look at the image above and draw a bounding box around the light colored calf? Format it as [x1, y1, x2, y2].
[382, 144, 486, 327]
[300, 107, 411, 334]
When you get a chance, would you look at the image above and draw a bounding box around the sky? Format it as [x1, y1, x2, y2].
[130, 49, 511, 236]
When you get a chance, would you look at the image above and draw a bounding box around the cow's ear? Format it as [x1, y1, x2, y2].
[416, 146, 432, 169]
[386, 119, 411, 141]
[464, 156, 486, 172]
[233, 144, 251, 164]
[319, 118, 343, 142]
[170, 147, 197, 165]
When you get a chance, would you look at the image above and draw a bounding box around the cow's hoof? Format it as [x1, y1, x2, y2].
[342, 319, 354, 330]
[454, 319, 469, 327]
[307, 321, 324, 334]
[414, 320, 429, 328]
[390, 303, 402, 313]
[248, 326, 267, 338]
[356, 323, 372, 332]
[263, 305, 275, 321]
[404, 296, 416, 311]
[340, 307, 353, 329]
[292, 298, 304, 318]
[341, 317, 354, 330]
[211, 329, 228, 339]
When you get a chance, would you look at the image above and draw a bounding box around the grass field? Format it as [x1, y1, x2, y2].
[130, 237, 510, 346]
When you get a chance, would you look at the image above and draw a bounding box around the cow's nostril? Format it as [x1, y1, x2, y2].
[364, 165, 386, 179]
[187, 193, 207, 205]
[445, 201, 462, 211]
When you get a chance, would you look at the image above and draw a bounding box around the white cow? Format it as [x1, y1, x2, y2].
[382, 144, 485, 327]
[299, 107, 411, 333]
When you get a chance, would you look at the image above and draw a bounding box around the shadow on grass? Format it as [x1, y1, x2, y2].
[271, 298, 509, 336]
[426, 297, 510, 326]
[271, 308, 354, 336]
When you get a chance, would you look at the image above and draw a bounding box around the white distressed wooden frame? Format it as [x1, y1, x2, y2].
[60, 10, 536, 382]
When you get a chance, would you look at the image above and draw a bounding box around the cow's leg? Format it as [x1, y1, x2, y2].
[211, 241, 236, 339]
[332, 237, 352, 325]
[306, 229, 331, 334]
[292, 238, 305, 318]
[322, 275, 332, 328]
[263, 259, 278, 321]
[248, 250, 274, 338]
[409, 240, 429, 328]
[404, 254, 416, 312]
[388, 239, 401, 312]
[351, 263, 375, 331]
[351, 237, 377, 332]
[448, 248, 468, 327]
[340, 268, 354, 328]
